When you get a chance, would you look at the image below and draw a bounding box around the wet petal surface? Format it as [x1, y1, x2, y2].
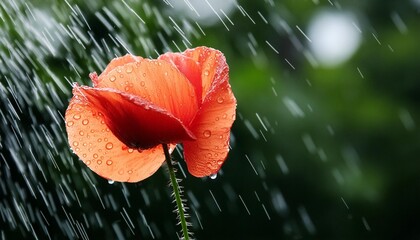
[72, 86, 195, 149]
[65, 89, 172, 182]
[94, 57, 198, 126]
[183, 81, 236, 177]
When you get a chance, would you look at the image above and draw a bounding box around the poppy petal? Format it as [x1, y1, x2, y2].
[94, 58, 198, 126]
[71, 85, 195, 150]
[158, 53, 202, 104]
[94, 54, 143, 86]
[181, 47, 229, 101]
[183, 81, 236, 177]
[65, 90, 175, 182]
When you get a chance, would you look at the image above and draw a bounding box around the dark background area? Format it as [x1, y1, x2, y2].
[1, 0, 419, 239]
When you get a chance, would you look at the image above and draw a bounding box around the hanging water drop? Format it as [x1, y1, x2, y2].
[108, 180, 114, 184]
[210, 173, 218, 179]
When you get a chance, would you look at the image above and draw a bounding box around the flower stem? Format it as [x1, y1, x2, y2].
[162, 144, 190, 240]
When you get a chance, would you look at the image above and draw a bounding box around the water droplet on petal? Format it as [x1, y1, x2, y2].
[73, 141, 79, 147]
[128, 148, 134, 153]
[79, 130, 84, 136]
[203, 130, 211, 138]
[204, 70, 210, 76]
[108, 180, 114, 184]
[110, 76, 116, 82]
[66, 121, 74, 127]
[217, 160, 223, 165]
[128, 170, 133, 174]
[217, 97, 224, 103]
[106, 160, 113, 165]
[210, 173, 217, 179]
[97, 160, 102, 165]
[73, 114, 81, 120]
[140, 81, 145, 87]
[85, 160, 91, 165]
[82, 119, 89, 125]
[105, 142, 113, 149]
[142, 72, 146, 77]
[125, 66, 133, 73]
[222, 114, 227, 119]
[118, 169, 124, 175]
[93, 154, 98, 159]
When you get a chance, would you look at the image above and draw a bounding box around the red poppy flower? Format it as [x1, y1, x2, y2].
[65, 47, 236, 182]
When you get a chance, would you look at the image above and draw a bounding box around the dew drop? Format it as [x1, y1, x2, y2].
[66, 121, 74, 127]
[128, 148, 134, 153]
[142, 72, 146, 77]
[210, 173, 218, 179]
[93, 154, 98, 159]
[85, 160, 91, 165]
[217, 97, 224, 103]
[110, 76, 116, 82]
[124, 86, 130, 91]
[97, 160, 102, 165]
[73, 114, 81, 120]
[222, 114, 227, 119]
[117, 68, 122, 73]
[203, 130, 211, 138]
[82, 119, 89, 125]
[82, 154, 87, 158]
[106, 160, 113, 165]
[105, 142, 113, 150]
[118, 169, 124, 175]
[206, 153, 212, 158]
[73, 141, 79, 147]
[125, 66, 133, 73]
[97, 138, 102, 142]
[217, 160, 223, 165]
[79, 130, 84, 136]
[108, 180, 114, 184]
[128, 170, 133, 174]
[204, 70, 210, 76]
[140, 81, 145, 87]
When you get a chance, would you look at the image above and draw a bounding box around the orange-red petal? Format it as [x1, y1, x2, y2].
[181, 47, 229, 101]
[94, 54, 143, 86]
[94, 57, 198, 126]
[158, 52, 202, 104]
[65, 89, 173, 182]
[183, 81, 236, 177]
[71, 85, 195, 149]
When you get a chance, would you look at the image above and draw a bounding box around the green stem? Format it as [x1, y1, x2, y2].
[162, 144, 190, 240]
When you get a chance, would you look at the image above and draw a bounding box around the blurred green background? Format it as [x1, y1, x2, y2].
[1, 0, 419, 239]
